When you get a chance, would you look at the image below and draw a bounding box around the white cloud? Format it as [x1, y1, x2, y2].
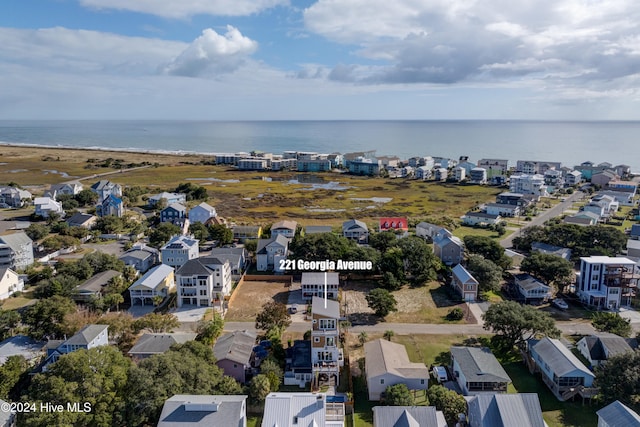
[162, 26, 258, 77]
[79, 0, 289, 18]
[300, 0, 640, 102]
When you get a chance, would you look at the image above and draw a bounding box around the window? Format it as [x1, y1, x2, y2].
[314, 337, 320, 343]
[233, 364, 237, 368]
[420, 379, 425, 385]
[319, 319, 336, 329]
[380, 379, 384, 384]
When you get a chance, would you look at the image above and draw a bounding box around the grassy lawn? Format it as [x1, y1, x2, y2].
[502, 361, 600, 427]
[247, 416, 261, 427]
[452, 225, 502, 240]
[392, 334, 490, 367]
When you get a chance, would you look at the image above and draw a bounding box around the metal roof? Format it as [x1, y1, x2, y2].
[311, 296, 340, 319]
[450, 346, 511, 384]
[597, 400, 640, 427]
[158, 394, 247, 427]
[128, 264, 174, 292]
[531, 338, 593, 378]
[452, 264, 478, 285]
[372, 406, 444, 427]
[261, 393, 328, 427]
[466, 393, 545, 427]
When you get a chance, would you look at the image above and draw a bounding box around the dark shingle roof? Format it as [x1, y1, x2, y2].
[451, 346, 511, 384]
[128, 333, 197, 356]
[213, 330, 256, 365]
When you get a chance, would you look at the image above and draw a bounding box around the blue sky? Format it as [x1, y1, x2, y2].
[1, 0, 640, 120]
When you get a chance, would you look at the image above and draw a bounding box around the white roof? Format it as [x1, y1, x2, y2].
[581, 256, 636, 265]
[301, 272, 339, 285]
[261, 393, 327, 427]
[129, 264, 174, 292]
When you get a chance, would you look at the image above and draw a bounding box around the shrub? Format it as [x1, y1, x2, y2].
[446, 307, 464, 321]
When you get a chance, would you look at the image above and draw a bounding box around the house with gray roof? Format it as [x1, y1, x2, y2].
[214, 330, 256, 384]
[0, 232, 34, 270]
[372, 406, 446, 427]
[342, 219, 369, 244]
[513, 273, 551, 303]
[90, 180, 122, 202]
[466, 393, 545, 427]
[175, 256, 232, 310]
[563, 211, 600, 226]
[0, 335, 44, 366]
[158, 394, 247, 427]
[0, 186, 31, 208]
[364, 338, 429, 400]
[305, 225, 333, 235]
[161, 203, 187, 224]
[433, 230, 464, 266]
[128, 263, 175, 306]
[450, 346, 511, 395]
[528, 337, 595, 401]
[188, 202, 217, 224]
[43, 324, 109, 371]
[451, 264, 479, 302]
[271, 220, 298, 239]
[120, 244, 160, 273]
[208, 247, 249, 276]
[576, 333, 636, 368]
[148, 192, 186, 207]
[45, 183, 83, 198]
[597, 400, 640, 427]
[128, 333, 196, 361]
[531, 242, 572, 261]
[256, 234, 289, 272]
[72, 269, 122, 303]
[261, 393, 345, 427]
[161, 235, 199, 269]
[285, 340, 312, 387]
[311, 296, 343, 386]
[415, 222, 446, 241]
[66, 212, 97, 229]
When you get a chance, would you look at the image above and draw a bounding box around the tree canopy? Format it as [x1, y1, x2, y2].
[22, 296, 77, 340]
[466, 254, 503, 293]
[520, 252, 574, 289]
[255, 301, 291, 334]
[595, 350, 640, 407]
[482, 300, 560, 350]
[592, 312, 632, 338]
[385, 383, 415, 406]
[426, 385, 467, 425]
[463, 235, 511, 269]
[366, 288, 398, 318]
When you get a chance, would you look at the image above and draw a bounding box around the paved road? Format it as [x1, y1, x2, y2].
[225, 320, 597, 336]
[499, 190, 584, 249]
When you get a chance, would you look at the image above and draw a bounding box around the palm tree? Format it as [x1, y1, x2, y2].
[383, 330, 395, 341]
[358, 331, 368, 346]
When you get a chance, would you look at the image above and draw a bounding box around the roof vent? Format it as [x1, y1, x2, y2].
[184, 402, 219, 412]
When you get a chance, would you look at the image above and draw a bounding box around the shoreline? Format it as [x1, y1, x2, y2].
[0, 141, 211, 159]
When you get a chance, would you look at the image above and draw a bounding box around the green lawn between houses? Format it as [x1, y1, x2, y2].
[352, 334, 601, 427]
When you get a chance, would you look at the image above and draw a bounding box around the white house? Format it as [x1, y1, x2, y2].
[311, 297, 343, 385]
[454, 167, 466, 182]
[415, 222, 446, 240]
[46, 183, 83, 198]
[0, 232, 34, 270]
[256, 235, 289, 272]
[262, 393, 344, 427]
[434, 167, 448, 182]
[450, 346, 511, 395]
[147, 192, 186, 207]
[128, 264, 175, 306]
[514, 273, 552, 302]
[470, 167, 487, 184]
[577, 256, 638, 310]
[461, 212, 502, 226]
[301, 272, 340, 301]
[0, 186, 31, 208]
[364, 338, 429, 400]
[158, 395, 248, 427]
[34, 197, 64, 218]
[576, 333, 635, 368]
[0, 268, 24, 300]
[485, 203, 521, 218]
[160, 235, 200, 270]
[372, 406, 446, 427]
[270, 220, 298, 239]
[188, 202, 217, 224]
[342, 219, 369, 244]
[509, 174, 548, 197]
[415, 166, 432, 181]
[175, 256, 232, 310]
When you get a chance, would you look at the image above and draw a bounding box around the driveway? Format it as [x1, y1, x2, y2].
[171, 306, 209, 323]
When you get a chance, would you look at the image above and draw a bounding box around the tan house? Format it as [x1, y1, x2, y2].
[311, 296, 343, 386]
[128, 264, 175, 306]
[364, 339, 429, 400]
[271, 220, 298, 239]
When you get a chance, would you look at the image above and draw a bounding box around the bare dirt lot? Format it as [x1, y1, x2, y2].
[342, 280, 475, 325]
[225, 279, 291, 322]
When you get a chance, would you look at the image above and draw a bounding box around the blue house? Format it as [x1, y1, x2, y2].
[160, 203, 187, 223]
[96, 194, 124, 217]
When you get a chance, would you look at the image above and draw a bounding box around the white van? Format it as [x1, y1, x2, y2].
[432, 366, 448, 383]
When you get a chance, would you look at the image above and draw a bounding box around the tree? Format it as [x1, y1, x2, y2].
[21, 346, 131, 427]
[426, 385, 467, 425]
[255, 301, 291, 334]
[595, 349, 640, 407]
[260, 357, 283, 391]
[592, 312, 632, 337]
[196, 312, 225, 345]
[125, 341, 242, 426]
[482, 300, 560, 351]
[98, 312, 136, 351]
[103, 293, 124, 312]
[0, 355, 28, 400]
[358, 331, 368, 346]
[0, 308, 20, 340]
[25, 223, 50, 241]
[369, 231, 397, 252]
[520, 252, 573, 290]
[394, 236, 439, 284]
[385, 383, 415, 406]
[22, 296, 77, 340]
[466, 254, 503, 293]
[95, 215, 125, 234]
[75, 189, 98, 206]
[41, 235, 80, 251]
[366, 288, 398, 318]
[249, 374, 271, 402]
[378, 248, 405, 287]
[463, 235, 511, 269]
[133, 312, 180, 333]
[208, 224, 233, 245]
[83, 251, 125, 273]
[383, 330, 395, 341]
[149, 222, 181, 247]
[189, 221, 210, 243]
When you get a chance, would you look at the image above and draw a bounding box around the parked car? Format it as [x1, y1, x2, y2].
[552, 299, 568, 310]
[288, 305, 298, 314]
[432, 366, 448, 383]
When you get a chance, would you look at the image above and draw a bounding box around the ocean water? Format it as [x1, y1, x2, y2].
[0, 120, 639, 171]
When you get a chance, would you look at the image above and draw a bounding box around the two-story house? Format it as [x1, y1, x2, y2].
[160, 235, 199, 270]
[175, 256, 232, 311]
[214, 330, 256, 384]
[0, 232, 34, 270]
[0, 186, 31, 208]
[311, 297, 343, 386]
[342, 219, 369, 244]
[73, 269, 122, 303]
[577, 256, 639, 310]
[0, 268, 24, 301]
[42, 324, 109, 371]
[160, 203, 187, 224]
[119, 244, 160, 273]
[451, 264, 479, 302]
[96, 194, 124, 218]
[270, 220, 298, 240]
[188, 202, 217, 224]
[90, 180, 122, 203]
[128, 263, 175, 306]
[34, 197, 64, 218]
[256, 235, 289, 272]
[147, 192, 186, 207]
[45, 183, 83, 198]
[301, 272, 340, 301]
[433, 230, 464, 266]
